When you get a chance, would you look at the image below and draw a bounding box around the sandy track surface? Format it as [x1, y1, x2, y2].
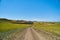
[3, 27, 57, 40]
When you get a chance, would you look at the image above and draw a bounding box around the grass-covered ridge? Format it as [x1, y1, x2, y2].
[34, 22, 60, 35]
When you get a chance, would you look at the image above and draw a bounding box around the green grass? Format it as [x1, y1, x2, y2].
[34, 22, 60, 35]
[0, 20, 30, 32]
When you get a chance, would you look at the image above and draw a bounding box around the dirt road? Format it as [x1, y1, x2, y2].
[3, 27, 56, 40]
[23, 27, 56, 40]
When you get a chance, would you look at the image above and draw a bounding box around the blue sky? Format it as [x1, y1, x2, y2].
[0, 0, 60, 21]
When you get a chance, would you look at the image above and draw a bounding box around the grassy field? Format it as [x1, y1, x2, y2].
[0, 19, 30, 32]
[0, 23, 30, 32]
[34, 22, 60, 35]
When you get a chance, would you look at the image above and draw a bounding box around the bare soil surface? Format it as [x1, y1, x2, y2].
[3, 27, 57, 40]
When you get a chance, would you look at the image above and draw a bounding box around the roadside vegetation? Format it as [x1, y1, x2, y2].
[34, 22, 60, 35]
[0, 18, 32, 39]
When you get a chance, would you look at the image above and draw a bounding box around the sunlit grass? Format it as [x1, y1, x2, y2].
[34, 22, 60, 35]
[0, 21, 30, 32]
